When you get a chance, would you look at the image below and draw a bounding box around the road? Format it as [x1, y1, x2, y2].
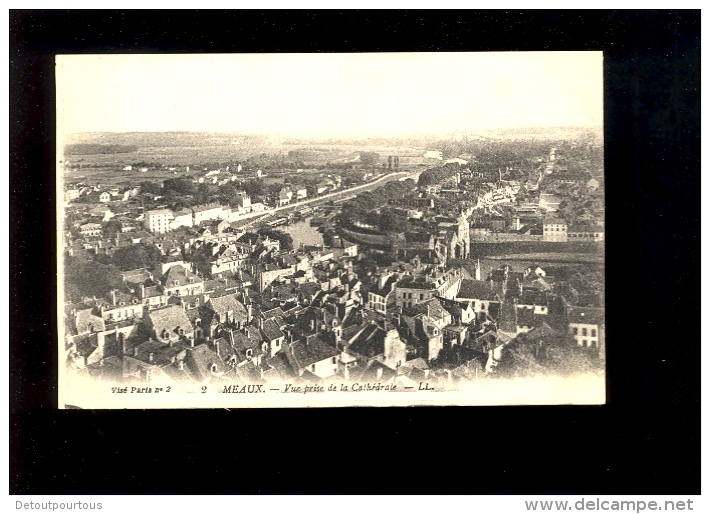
[231, 170, 415, 225]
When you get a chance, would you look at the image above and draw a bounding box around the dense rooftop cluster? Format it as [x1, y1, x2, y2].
[63, 142, 604, 388]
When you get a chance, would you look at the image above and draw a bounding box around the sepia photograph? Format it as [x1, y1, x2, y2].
[56, 52, 605, 409]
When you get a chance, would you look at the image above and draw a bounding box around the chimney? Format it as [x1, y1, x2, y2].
[148, 352, 154, 363]
[99, 357, 105, 367]
[111, 290, 117, 306]
[247, 304, 253, 324]
[178, 360, 184, 370]
[138, 283, 145, 299]
[376, 367, 383, 381]
[133, 347, 139, 357]
[214, 340, 220, 357]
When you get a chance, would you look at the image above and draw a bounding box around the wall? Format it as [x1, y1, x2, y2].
[569, 323, 600, 349]
[339, 226, 392, 248]
[306, 356, 339, 378]
[383, 330, 407, 369]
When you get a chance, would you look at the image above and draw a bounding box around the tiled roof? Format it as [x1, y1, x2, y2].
[406, 297, 448, 321]
[143, 285, 164, 298]
[132, 338, 190, 367]
[490, 269, 507, 282]
[260, 319, 284, 342]
[147, 305, 193, 340]
[370, 275, 397, 296]
[567, 306, 604, 325]
[525, 322, 558, 340]
[161, 264, 201, 288]
[75, 308, 106, 334]
[228, 326, 265, 359]
[403, 357, 430, 371]
[347, 323, 386, 358]
[341, 323, 365, 344]
[192, 203, 223, 213]
[457, 279, 496, 301]
[288, 335, 339, 369]
[184, 344, 227, 382]
[518, 290, 548, 307]
[516, 307, 536, 327]
[354, 360, 396, 383]
[121, 268, 152, 284]
[467, 330, 501, 353]
[146, 208, 173, 215]
[298, 282, 321, 299]
[207, 293, 248, 322]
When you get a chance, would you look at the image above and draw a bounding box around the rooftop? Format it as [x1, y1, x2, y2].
[567, 306, 605, 325]
[457, 279, 497, 301]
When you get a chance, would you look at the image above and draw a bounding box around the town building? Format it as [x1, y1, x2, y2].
[542, 216, 568, 242]
[567, 306, 605, 353]
[144, 209, 173, 234]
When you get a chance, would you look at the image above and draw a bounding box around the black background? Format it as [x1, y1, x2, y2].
[10, 10, 700, 494]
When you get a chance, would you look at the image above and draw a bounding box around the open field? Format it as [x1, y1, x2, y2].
[61, 132, 433, 188]
[470, 241, 603, 257]
[483, 252, 604, 263]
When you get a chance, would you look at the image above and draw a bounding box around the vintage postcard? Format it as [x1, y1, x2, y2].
[57, 52, 605, 409]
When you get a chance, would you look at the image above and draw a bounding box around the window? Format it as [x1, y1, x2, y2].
[246, 349, 252, 358]
[420, 293, 424, 300]
[582, 328, 587, 336]
[332, 357, 337, 364]
[311, 364, 316, 372]
[572, 327, 578, 335]
[582, 339, 587, 347]
[591, 329, 597, 337]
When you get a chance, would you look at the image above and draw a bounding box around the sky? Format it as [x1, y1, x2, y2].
[56, 52, 603, 138]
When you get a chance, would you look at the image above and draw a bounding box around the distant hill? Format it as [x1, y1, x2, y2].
[64, 144, 138, 155]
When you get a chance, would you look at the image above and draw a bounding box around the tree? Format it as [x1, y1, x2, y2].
[218, 183, 239, 205]
[359, 151, 380, 166]
[163, 178, 196, 196]
[243, 179, 264, 198]
[102, 219, 123, 239]
[138, 181, 163, 196]
[112, 243, 164, 271]
[257, 228, 294, 252]
[194, 183, 213, 205]
[64, 256, 124, 301]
